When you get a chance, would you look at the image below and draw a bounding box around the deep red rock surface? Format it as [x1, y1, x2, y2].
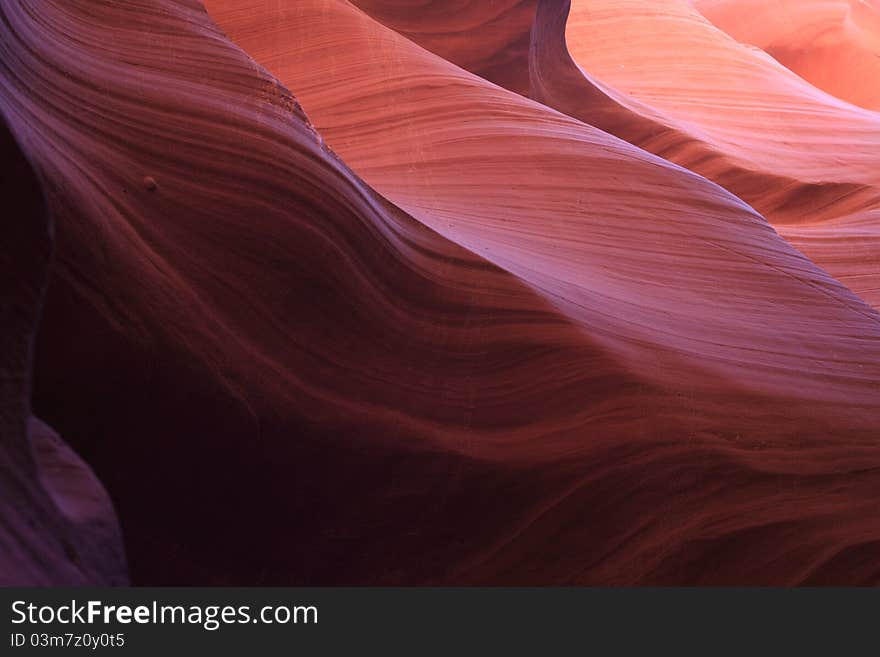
[2, 0, 879, 584]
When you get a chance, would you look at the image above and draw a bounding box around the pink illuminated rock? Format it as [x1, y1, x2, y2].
[2, 0, 879, 586]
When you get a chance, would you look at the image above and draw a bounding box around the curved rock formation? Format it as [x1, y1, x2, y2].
[3, 0, 880, 584]
[561, 0, 880, 187]
[0, 119, 126, 585]
[205, 0, 880, 584]
[695, 0, 880, 112]
[341, 1, 880, 309]
[352, 0, 537, 96]
[525, 0, 880, 308]
[1, 0, 670, 585]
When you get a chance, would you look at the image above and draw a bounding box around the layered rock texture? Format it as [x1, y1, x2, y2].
[2, 0, 879, 584]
